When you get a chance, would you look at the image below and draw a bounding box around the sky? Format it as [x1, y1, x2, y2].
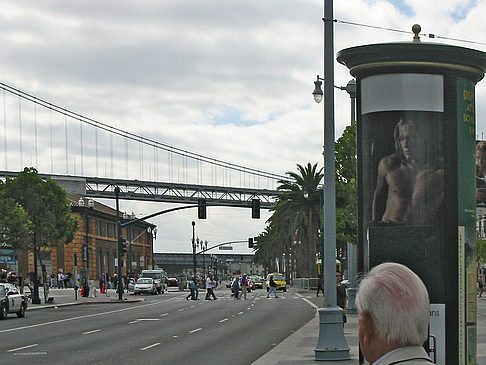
[1, 0, 486, 255]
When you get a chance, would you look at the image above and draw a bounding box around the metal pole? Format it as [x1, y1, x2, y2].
[128, 227, 132, 276]
[192, 221, 196, 276]
[203, 241, 206, 277]
[345, 79, 357, 314]
[115, 187, 123, 300]
[31, 218, 41, 304]
[314, 0, 350, 360]
[85, 211, 90, 290]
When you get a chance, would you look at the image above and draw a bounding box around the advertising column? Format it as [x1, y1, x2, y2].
[337, 38, 486, 364]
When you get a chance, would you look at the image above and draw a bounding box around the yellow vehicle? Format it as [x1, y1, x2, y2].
[266, 273, 287, 292]
[316, 259, 342, 275]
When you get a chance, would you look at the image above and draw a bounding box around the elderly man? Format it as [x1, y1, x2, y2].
[356, 262, 433, 364]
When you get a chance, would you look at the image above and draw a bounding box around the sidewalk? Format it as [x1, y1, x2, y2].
[26, 287, 145, 310]
[252, 290, 486, 364]
[252, 291, 359, 365]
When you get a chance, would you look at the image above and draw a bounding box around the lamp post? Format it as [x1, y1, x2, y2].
[200, 240, 208, 277]
[147, 226, 157, 269]
[31, 216, 41, 304]
[191, 221, 196, 276]
[79, 197, 94, 297]
[312, 0, 350, 360]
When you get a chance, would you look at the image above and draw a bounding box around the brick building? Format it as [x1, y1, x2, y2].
[11, 194, 156, 283]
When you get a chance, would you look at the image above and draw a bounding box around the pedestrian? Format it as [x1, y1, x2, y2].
[57, 272, 64, 289]
[186, 277, 196, 300]
[205, 274, 217, 300]
[356, 262, 433, 365]
[316, 274, 324, 297]
[231, 276, 240, 299]
[267, 275, 278, 298]
[240, 274, 249, 299]
[336, 271, 347, 324]
[194, 276, 199, 300]
[99, 273, 105, 291]
[50, 272, 56, 288]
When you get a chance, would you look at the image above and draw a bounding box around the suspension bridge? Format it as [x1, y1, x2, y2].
[0, 82, 285, 207]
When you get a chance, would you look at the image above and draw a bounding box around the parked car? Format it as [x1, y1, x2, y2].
[128, 278, 136, 292]
[266, 273, 287, 292]
[134, 278, 157, 295]
[167, 277, 178, 287]
[139, 269, 167, 294]
[251, 276, 264, 289]
[0, 283, 28, 319]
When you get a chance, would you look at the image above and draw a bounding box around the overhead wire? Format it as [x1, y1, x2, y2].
[331, 18, 486, 47]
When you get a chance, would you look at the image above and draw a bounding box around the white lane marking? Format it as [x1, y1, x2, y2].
[173, 335, 178, 338]
[219, 318, 228, 323]
[163, 297, 179, 303]
[135, 318, 160, 321]
[0, 301, 162, 334]
[8, 344, 38, 352]
[178, 309, 184, 312]
[140, 342, 160, 351]
[129, 320, 139, 324]
[293, 291, 319, 310]
[190, 305, 195, 308]
[238, 311, 244, 315]
[160, 313, 168, 317]
[83, 329, 101, 335]
[189, 328, 202, 333]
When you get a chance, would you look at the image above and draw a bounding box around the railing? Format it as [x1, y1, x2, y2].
[292, 277, 319, 291]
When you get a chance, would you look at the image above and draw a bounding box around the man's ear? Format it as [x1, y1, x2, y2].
[359, 311, 374, 345]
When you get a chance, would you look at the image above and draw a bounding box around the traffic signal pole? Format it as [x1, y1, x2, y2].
[115, 187, 124, 301]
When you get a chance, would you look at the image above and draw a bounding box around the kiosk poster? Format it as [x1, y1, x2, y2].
[457, 77, 477, 365]
[361, 73, 445, 361]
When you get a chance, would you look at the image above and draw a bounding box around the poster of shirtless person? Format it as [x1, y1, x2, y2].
[476, 141, 486, 207]
[359, 73, 445, 228]
[371, 117, 444, 225]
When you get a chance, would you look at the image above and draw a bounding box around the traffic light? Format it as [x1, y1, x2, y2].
[120, 237, 127, 256]
[248, 237, 254, 248]
[198, 199, 207, 219]
[251, 199, 260, 219]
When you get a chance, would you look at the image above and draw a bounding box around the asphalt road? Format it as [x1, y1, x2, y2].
[0, 288, 316, 365]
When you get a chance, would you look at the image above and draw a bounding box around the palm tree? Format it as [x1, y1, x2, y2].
[271, 162, 323, 277]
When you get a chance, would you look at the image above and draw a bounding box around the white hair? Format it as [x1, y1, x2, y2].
[355, 262, 429, 346]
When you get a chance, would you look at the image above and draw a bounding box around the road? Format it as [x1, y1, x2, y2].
[0, 287, 316, 365]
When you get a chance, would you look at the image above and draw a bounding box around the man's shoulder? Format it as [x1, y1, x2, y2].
[378, 154, 403, 171]
[380, 346, 433, 365]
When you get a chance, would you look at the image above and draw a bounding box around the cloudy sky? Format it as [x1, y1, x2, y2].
[1, 0, 486, 255]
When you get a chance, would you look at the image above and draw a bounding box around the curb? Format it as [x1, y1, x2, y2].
[27, 297, 146, 310]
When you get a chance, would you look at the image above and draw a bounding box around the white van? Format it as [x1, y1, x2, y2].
[140, 269, 167, 294]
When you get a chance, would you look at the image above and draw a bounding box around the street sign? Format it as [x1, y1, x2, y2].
[0, 256, 16, 264]
[0, 249, 15, 255]
[219, 245, 233, 250]
[82, 244, 88, 262]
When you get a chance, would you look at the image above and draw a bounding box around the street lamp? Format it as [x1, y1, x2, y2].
[79, 197, 94, 297]
[199, 239, 208, 277]
[147, 226, 157, 270]
[313, 0, 350, 360]
[314, 77, 358, 315]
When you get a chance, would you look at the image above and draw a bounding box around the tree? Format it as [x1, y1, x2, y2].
[0, 186, 30, 249]
[3, 167, 78, 302]
[335, 121, 357, 257]
[270, 162, 323, 277]
[4, 168, 78, 251]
